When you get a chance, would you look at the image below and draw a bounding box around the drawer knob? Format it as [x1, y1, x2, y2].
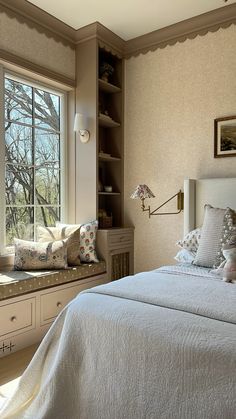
[10, 316, 17, 322]
[57, 302, 62, 308]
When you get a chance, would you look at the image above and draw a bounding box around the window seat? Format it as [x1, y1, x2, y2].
[0, 261, 106, 301]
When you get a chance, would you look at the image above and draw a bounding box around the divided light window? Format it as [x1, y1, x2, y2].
[4, 76, 63, 246]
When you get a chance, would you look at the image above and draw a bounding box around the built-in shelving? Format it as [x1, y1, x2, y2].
[98, 192, 121, 196]
[98, 153, 121, 162]
[97, 47, 123, 228]
[98, 114, 120, 128]
[98, 79, 121, 94]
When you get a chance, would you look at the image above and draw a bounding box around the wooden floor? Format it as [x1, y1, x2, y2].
[0, 344, 38, 386]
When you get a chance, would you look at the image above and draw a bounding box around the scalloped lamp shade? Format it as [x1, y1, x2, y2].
[130, 184, 155, 200]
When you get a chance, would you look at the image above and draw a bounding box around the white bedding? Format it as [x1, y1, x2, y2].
[1, 265, 236, 419]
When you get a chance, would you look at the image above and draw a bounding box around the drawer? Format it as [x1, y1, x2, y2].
[109, 232, 133, 249]
[0, 298, 35, 337]
[40, 276, 107, 325]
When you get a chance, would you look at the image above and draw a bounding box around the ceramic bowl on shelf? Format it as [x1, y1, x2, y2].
[104, 186, 112, 193]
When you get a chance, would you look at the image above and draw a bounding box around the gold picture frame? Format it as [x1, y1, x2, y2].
[214, 116, 236, 158]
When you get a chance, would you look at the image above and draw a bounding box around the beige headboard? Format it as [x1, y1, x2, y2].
[184, 178, 236, 235]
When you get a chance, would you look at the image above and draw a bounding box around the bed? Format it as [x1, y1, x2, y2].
[1, 178, 236, 419]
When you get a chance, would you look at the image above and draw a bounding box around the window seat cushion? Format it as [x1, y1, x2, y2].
[0, 261, 106, 301]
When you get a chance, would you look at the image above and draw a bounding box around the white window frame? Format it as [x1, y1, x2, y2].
[0, 65, 67, 254]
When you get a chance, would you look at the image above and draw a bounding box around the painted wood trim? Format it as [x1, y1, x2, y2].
[75, 22, 125, 57]
[0, 1, 236, 59]
[0, 49, 76, 87]
[124, 3, 236, 58]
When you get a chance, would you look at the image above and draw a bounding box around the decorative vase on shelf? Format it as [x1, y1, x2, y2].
[100, 62, 114, 83]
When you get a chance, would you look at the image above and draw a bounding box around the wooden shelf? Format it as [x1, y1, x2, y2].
[99, 153, 121, 162]
[99, 79, 121, 93]
[99, 114, 120, 128]
[98, 192, 121, 196]
[98, 47, 123, 228]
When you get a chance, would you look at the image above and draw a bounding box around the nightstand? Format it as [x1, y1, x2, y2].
[96, 228, 134, 281]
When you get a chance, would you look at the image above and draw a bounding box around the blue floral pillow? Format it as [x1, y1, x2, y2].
[14, 238, 68, 270]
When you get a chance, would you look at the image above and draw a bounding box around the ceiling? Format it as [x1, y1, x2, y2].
[27, 0, 234, 40]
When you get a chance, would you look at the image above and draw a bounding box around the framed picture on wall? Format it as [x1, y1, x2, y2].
[214, 115, 236, 158]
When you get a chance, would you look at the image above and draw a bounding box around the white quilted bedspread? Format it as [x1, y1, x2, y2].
[1, 265, 236, 419]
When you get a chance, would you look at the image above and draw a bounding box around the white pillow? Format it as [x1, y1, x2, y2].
[37, 225, 81, 266]
[174, 249, 195, 264]
[57, 220, 99, 263]
[194, 205, 235, 268]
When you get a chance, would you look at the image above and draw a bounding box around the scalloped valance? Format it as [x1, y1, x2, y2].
[0, 1, 236, 58]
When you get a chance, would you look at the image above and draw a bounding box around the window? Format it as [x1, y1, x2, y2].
[3, 74, 66, 247]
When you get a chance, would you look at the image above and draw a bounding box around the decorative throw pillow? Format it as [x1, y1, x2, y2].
[37, 225, 81, 266]
[57, 220, 99, 263]
[174, 249, 195, 264]
[176, 228, 201, 254]
[193, 205, 235, 269]
[14, 238, 68, 270]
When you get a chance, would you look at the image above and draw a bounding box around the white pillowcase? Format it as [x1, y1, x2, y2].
[193, 205, 235, 268]
[174, 249, 195, 264]
[37, 225, 81, 266]
[57, 220, 99, 263]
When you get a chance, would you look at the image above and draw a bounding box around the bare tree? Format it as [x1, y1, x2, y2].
[5, 78, 61, 243]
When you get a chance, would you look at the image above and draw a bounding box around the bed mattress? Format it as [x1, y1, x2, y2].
[1, 265, 236, 418]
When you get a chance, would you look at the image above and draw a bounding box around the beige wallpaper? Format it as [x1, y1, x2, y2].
[0, 12, 75, 79]
[124, 25, 236, 273]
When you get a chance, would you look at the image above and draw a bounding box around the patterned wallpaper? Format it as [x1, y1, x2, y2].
[0, 12, 75, 79]
[124, 25, 236, 273]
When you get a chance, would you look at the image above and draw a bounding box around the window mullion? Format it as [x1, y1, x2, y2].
[32, 87, 36, 241]
[0, 65, 6, 253]
[3, 74, 64, 248]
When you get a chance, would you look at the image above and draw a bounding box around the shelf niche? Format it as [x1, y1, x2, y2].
[98, 47, 124, 229]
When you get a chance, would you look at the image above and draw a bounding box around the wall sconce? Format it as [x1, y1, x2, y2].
[73, 113, 90, 143]
[130, 184, 184, 217]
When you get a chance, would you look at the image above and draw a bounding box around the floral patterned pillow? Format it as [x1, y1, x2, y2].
[14, 238, 68, 270]
[56, 220, 99, 263]
[176, 227, 201, 254]
[79, 221, 99, 263]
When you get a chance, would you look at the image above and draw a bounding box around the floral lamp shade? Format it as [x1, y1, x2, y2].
[130, 184, 184, 216]
[130, 184, 155, 200]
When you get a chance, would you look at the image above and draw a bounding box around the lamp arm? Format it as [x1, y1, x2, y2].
[149, 190, 183, 216]
[141, 198, 150, 212]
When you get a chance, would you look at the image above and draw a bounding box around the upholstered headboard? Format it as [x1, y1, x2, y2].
[184, 178, 236, 235]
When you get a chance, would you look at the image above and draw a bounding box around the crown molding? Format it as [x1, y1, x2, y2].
[0, 0, 75, 49]
[75, 22, 125, 57]
[0, 1, 235, 59]
[124, 3, 236, 58]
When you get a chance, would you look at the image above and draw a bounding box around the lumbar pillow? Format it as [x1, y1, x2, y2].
[57, 220, 99, 263]
[176, 227, 201, 255]
[14, 238, 68, 270]
[193, 205, 235, 268]
[37, 225, 81, 266]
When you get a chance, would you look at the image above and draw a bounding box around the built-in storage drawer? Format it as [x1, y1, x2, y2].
[40, 276, 107, 325]
[109, 231, 133, 249]
[0, 298, 35, 337]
